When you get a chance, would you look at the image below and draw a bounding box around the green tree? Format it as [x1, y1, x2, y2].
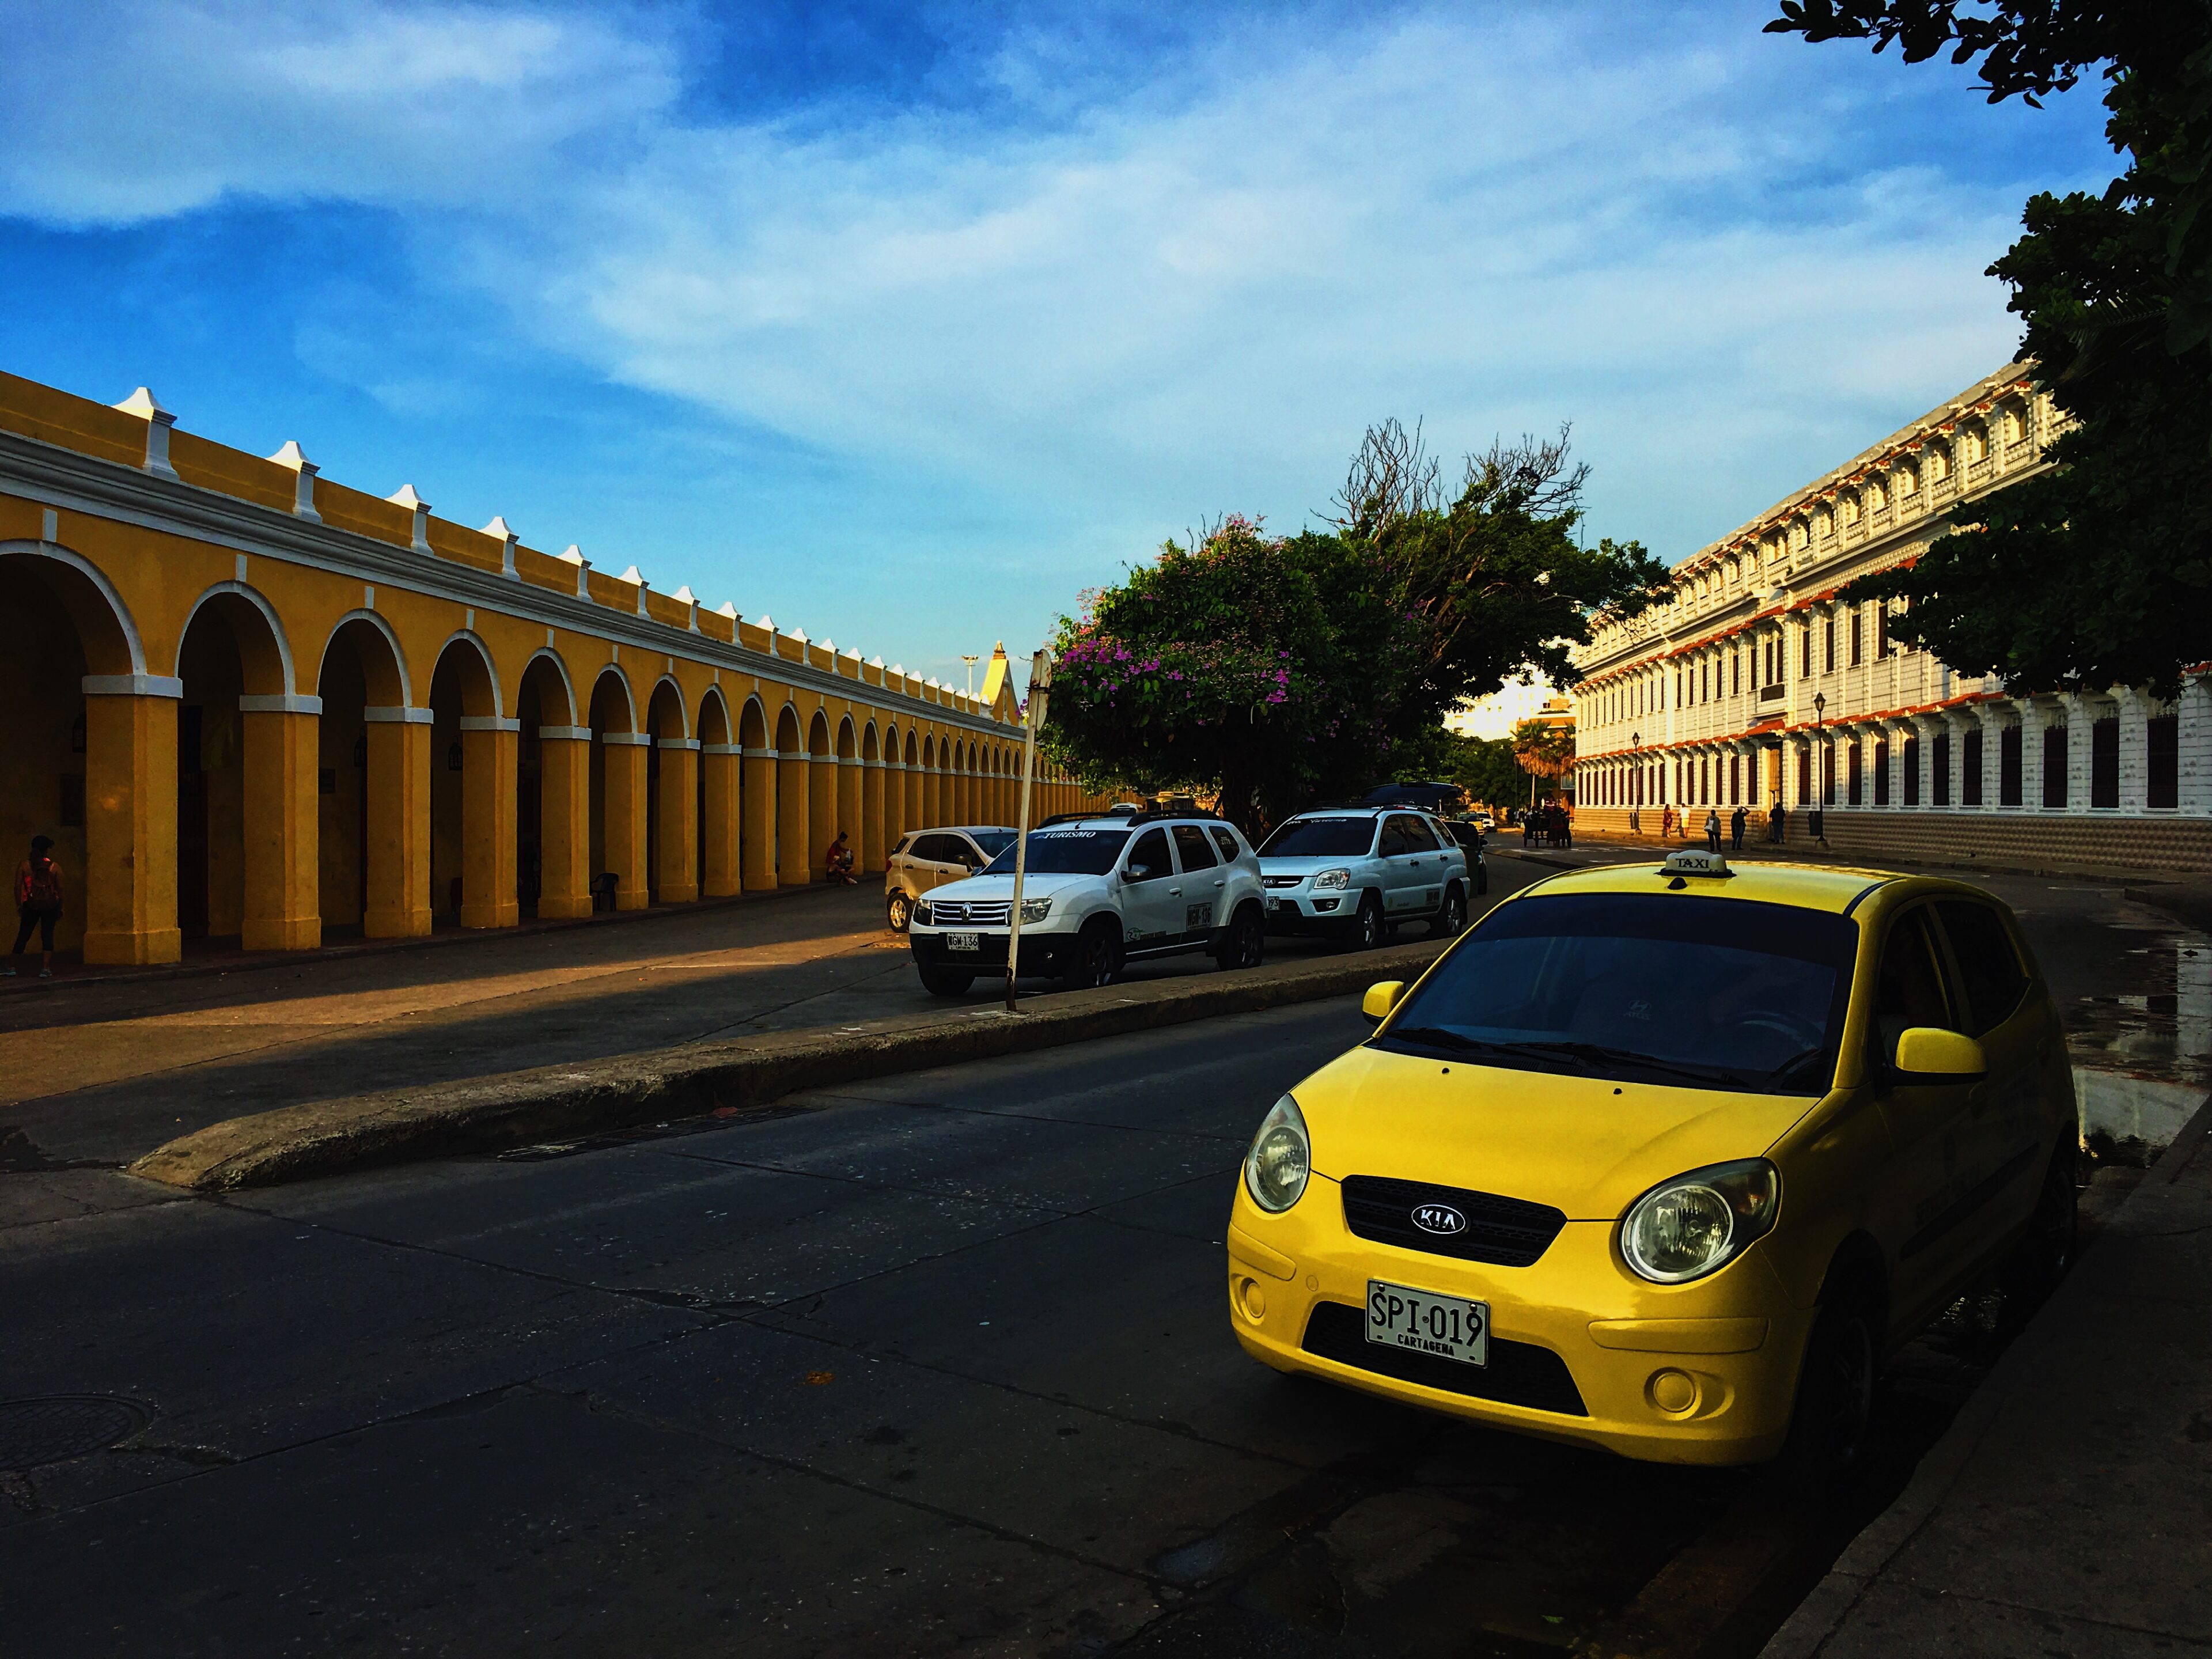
[1510, 718, 1577, 805]
[1769, 2, 2212, 694]
[1043, 427, 1669, 828]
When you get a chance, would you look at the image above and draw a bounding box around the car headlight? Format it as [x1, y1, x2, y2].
[1244, 1094, 1310, 1213]
[1313, 868, 1351, 891]
[912, 901, 933, 926]
[1620, 1159, 1779, 1283]
[1019, 897, 1052, 924]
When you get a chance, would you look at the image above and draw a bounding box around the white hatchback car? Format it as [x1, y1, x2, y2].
[907, 813, 1267, 996]
[1256, 807, 1471, 950]
[884, 826, 1018, 931]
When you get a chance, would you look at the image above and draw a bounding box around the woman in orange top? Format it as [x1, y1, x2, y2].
[9, 835, 63, 979]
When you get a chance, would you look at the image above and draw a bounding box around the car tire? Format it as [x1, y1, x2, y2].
[1343, 893, 1384, 953]
[1060, 921, 1121, 993]
[887, 891, 912, 933]
[1779, 1283, 1880, 1489]
[1213, 904, 1264, 971]
[918, 967, 975, 997]
[2000, 1142, 2078, 1324]
[1433, 884, 1467, 938]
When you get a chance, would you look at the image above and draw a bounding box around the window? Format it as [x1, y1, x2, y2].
[1873, 740, 1889, 806]
[1869, 480, 1886, 512]
[1675, 670, 1682, 707]
[1897, 465, 1917, 497]
[1935, 902, 2028, 1036]
[1847, 741, 1863, 806]
[1259, 817, 1375, 857]
[1874, 603, 1888, 660]
[1823, 743, 1836, 806]
[1927, 444, 1950, 482]
[1845, 493, 1861, 525]
[1964, 728, 1983, 806]
[1171, 823, 1218, 870]
[1999, 725, 2022, 806]
[1801, 626, 1813, 679]
[1903, 736, 1919, 806]
[1125, 827, 1173, 881]
[983, 828, 1131, 876]
[1208, 825, 1244, 863]
[1701, 661, 1710, 703]
[1824, 613, 1836, 673]
[1730, 755, 1740, 804]
[1732, 650, 1740, 696]
[2092, 718, 2119, 809]
[1965, 425, 1988, 463]
[1873, 909, 1956, 1057]
[2043, 724, 2067, 808]
[2150, 713, 2180, 809]
[1850, 607, 1863, 667]
[1933, 730, 1951, 806]
[1397, 815, 1441, 852]
[1797, 747, 1812, 805]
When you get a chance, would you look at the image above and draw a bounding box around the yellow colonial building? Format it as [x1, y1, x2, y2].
[1569, 362, 2212, 872]
[0, 370, 1103, 964]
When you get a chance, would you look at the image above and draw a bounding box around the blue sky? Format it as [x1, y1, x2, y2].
[0, 1, 2112, 683]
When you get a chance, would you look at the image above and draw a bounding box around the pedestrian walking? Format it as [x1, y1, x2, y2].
[1660, 805, 1675, 842]
[7, 835, 62, 979]
[1768, 804, 1786, 844]
[1703, 809, 1721, 854]
[1729, 804, 1747, 853]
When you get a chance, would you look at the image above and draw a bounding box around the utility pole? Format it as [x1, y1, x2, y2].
[961, 654, 980, 699]
[1003, 648, 1051, 1013]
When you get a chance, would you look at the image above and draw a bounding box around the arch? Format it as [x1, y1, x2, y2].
[176, 581, 293, 697]
[836, 714, 858, 760]
[698, 685, 734, 748]
[921, 732, 935, 768]
[808, 709, 832, 758]
[517, 647, 573, 725]
[319, 610, 412, 709]
[647, 676, 688, 741]
[774, 702, 804, 753]
[740, 695, 770, 751]
[905, 729, 919, 765]
[589, 664, 637, 734]
[0, 541, 145, 676]
[431, 631, 501, 720]
[861, 721, 880, 762]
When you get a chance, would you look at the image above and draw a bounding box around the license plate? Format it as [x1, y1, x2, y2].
[1366, 1279, 1488, 1367]
[1266, 895, 1281, 911]
[946, 931, 981, 953]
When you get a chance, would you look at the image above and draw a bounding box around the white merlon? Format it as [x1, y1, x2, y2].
[559, 544, 592, 599]
[268, 441, 320, 521]
[113, 387, 177, 480]
[385, 485, 431, 553]
[482, 516, 520, 579]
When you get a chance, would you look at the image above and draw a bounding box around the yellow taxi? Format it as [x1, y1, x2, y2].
[1227, 849, 2078, 1469]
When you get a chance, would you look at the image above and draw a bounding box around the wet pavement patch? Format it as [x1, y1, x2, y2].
[0, 1396, 149, 1470]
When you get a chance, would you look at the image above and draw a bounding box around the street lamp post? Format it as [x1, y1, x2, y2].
[1812, 692, 1830, 849]
[1630, 731, 1641, 834]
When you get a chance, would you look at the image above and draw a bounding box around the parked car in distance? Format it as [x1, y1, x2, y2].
[884, 825, 1018, 931]
[1257, 808, 1471, 950]
[1438, 820, 1491, 891]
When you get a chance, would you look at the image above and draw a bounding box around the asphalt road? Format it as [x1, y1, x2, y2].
[2, 999, 1756, 1658]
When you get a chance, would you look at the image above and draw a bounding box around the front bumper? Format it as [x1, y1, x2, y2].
[909, 929, 1078, 979]
[1262, 890, 1351, 934]
[1225, 1177, 1814, 1465]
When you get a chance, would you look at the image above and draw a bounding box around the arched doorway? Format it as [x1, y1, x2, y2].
[835, 715, 862, 873]
[806, 710, 835, 881]
[589, 668, 645, 911]
[699, 688, 738, 898]
[862, 721, 887, 871]
[903, 729, 922, 836]
[427, 635, 503, 927]
[0, 546, 157, 964]
[175, 586, 308, 949]
[741, 698, 776, 892]
[517, 651, 582, 918]
[316, 613, 410, 937]
[646, 677, 694, 904]
[775, 703, 809, 887]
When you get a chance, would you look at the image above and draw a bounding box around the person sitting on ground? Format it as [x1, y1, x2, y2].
[824, 831, 858, 885]
[8, 835, 63, 979]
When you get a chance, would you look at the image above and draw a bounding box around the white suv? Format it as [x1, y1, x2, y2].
[1256, 807, 1471, 950]
[907, 812, 1267, 997]
[884, 826, 1017, 931]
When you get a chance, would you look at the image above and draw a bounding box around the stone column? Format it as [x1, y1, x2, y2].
[2116, 688, 2152, 813]
[861, 759, 887, 873]
[905, 760, 923, 835]
[236, 695, 321, 950]
[701, 742, 741, 897]
[883, 757, 907, 854]
[2180, 673, 2212, 816]
[77, 677, 183, 965]
[457, 715, 521, 928]
[601, 731, 650, 910]
[2060, 693, 2094, 813]
[363, 706, 432, 937]
[777, 750, 812, 886]
[742, 746, 779, 892]
[656, 737, 700, 902]
[809, 749, 838, 872]
[535, 728, 592, 919]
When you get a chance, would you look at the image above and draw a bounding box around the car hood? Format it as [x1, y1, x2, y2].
[925, 872, 1101, 904]
[1296, 1041, 1817, 1220]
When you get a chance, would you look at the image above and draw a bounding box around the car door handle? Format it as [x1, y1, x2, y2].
[1169, 887, 1182, 896]
[1213, 878, 1225, 888]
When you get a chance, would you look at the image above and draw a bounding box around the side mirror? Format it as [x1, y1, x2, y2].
[1893, 1027, 1987, 1081]
[1361, 981, 1406, 1024]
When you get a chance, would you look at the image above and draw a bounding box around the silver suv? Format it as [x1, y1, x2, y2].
[1256, 808, 1472, 950]
[885, 825, 1017, 931]
[906, 812, 1267, 996]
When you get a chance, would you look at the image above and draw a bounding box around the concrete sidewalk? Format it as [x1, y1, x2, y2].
[1762, 1094, 2212, 1658]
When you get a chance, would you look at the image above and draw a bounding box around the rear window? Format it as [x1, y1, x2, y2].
[1260, 817, 1376, 857]
[1172, 824, 1218, 871]
[1378, 893, 1859, 1094]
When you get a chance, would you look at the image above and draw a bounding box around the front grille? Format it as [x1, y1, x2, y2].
[1262, 875, 1305, 889]
[1301, 1302, 1586, 1416]
[930, 900, 1010, 926]
[1340, 1175, 1566, 1268]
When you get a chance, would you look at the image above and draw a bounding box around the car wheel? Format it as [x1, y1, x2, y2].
[1061, 922, 1121, 992]
[1214, 904, 1264, 971]
[1344, 893, 1383, 952]
[1433, 885, 1467, 937]
[887, 891, 912, 933]
[2000, 1143, 2078, 1323]
[918, 967, 975, 997]
[1780, 1286, 1880, 1488]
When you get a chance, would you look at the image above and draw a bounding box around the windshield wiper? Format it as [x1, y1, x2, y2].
[1763, 1047, 1833, 1094]
[1376, 1028, 1590, 1074]
[1509, 1041, 1752, 1089]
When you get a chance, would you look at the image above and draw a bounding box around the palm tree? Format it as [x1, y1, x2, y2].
[1510, 718, 1575, 806]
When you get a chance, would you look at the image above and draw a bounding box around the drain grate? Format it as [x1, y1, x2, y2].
[0, 1397, 147, 1470]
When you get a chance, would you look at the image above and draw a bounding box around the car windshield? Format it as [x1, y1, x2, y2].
[1376, 892, 1857, 1094]
[1259, 817, 1375, 857]
[969, 830, 1018, 858]
[980, 827, 1131, 876]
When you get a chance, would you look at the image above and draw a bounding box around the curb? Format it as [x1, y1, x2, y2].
[126, 938, 1453, 1193]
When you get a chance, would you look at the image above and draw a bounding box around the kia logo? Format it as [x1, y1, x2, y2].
[1411, 1203, 1467, 1236]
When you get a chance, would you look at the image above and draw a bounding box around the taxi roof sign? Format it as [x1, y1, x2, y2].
[1660, 848, 1732, 878]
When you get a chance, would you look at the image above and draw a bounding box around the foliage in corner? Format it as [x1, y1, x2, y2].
[1771, 2, 2212, 695]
